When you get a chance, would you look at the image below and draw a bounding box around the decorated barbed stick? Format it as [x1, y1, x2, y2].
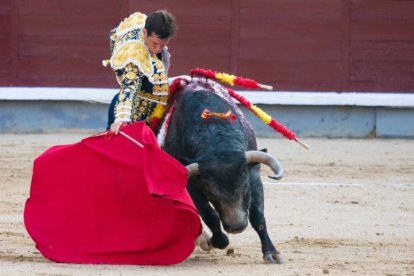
[190, 68, 308, 149]
[227, 88, 309, 149]
[191, 68, 273, 90]
[157, 102, 175, 147]
[168, 78, 190, 101]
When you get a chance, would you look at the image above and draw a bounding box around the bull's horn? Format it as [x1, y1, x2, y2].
[245, 151, 283, 180]
[186, 163, 200, 178]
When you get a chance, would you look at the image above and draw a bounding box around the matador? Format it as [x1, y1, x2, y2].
[104, 11, 176, 133]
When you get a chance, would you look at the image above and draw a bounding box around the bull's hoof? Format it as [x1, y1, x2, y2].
[196, 230, 212, 251]
[263, 252, 284, 264]
[210, 232, 229, 249]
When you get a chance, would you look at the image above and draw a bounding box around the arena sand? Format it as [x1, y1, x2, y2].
[1, 133, 413, 275]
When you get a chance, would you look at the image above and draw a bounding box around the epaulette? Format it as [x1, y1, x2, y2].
[115, 12, 146, 38]
[110, 38, 154, 78]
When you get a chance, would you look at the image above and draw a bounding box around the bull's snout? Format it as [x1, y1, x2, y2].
[222, 220, 248, 234]
[218, 203, 249, 234]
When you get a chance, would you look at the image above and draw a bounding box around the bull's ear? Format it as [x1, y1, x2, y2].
[259, 148, 268, 153]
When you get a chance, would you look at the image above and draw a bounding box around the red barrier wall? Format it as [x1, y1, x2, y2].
[1, 0, 413, 92]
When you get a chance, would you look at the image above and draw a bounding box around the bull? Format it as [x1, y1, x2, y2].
[161, 79, 284, 264]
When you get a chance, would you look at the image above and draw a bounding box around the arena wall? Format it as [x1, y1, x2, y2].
[1, 1, 413, 136]
[1, 87, 413, 138]
[1, 0, 414, 92]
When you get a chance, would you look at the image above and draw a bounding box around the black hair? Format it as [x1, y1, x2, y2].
[145, 10, 177, 39]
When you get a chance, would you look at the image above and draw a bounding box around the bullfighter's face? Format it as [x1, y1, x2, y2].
[142, 28, 170, 55]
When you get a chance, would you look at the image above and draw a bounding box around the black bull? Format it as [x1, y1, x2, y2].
[162, 80, 284, 264]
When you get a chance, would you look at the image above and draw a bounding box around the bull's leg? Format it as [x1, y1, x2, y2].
[248, 166, 284, 264]
[187, 183, 229, 250]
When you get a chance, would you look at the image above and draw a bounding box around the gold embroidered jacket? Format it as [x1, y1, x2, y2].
[104, 12, 170, 129]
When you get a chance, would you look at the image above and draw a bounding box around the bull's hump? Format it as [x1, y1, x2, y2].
[180, 79, 256, 143]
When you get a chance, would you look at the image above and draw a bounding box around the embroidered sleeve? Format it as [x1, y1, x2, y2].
[114, 64, 143, 123]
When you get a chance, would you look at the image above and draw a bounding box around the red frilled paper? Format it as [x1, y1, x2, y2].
[24, 122, 201, 265]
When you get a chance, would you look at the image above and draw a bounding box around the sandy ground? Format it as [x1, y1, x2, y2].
[0, 133, 413, 275]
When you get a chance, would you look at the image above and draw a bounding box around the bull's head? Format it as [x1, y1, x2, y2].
[186, 150, 283, 234]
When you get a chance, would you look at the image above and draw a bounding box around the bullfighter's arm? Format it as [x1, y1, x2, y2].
[114, 64, 143, 123]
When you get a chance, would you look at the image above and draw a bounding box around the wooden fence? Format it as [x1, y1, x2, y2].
[1, 0, 413, 92]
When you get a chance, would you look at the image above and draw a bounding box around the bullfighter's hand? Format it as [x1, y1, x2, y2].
[109, 121, 127, 135]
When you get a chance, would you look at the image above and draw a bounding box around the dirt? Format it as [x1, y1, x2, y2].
[1, 133, 413, 275]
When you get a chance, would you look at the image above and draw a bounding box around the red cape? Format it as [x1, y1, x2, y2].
[24, 122, 201, 265]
